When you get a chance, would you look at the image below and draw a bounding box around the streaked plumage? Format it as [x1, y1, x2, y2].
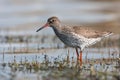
[36, 16, 113, 66]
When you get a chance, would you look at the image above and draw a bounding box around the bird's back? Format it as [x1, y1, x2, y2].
[61, 25, 112, 38]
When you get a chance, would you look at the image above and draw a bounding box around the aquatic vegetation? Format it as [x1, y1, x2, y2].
[0, 53, 120, 80]
[0, 29, 120, 80]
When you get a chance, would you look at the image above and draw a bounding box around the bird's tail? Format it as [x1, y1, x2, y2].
[102, 31, 113, 38]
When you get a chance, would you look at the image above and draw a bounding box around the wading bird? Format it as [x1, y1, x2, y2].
[36, 16, 112, 66]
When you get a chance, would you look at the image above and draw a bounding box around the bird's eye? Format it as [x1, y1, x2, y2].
[49, 19, 55, 23]
[52, 20, 55, 22]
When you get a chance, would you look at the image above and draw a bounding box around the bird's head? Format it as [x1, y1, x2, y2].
[36, 16, 60, 32]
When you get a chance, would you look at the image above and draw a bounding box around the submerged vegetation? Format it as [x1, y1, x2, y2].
[0, 52, 120, 80]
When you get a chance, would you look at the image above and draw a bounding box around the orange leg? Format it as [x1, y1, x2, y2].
[79, 51, 82, 66]
[75, 48, 83, 66]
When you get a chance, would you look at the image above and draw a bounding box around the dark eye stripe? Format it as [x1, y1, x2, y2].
[49, 19, 55, 23]
[49, 21, 52, 23]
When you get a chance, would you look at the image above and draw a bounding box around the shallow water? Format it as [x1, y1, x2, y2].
[0, 47, 119, 63]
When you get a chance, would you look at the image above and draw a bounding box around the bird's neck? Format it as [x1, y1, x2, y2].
[52, 25, 62, 36]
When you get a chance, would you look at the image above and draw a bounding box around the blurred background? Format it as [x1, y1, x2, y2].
[0, 0, 120, 35]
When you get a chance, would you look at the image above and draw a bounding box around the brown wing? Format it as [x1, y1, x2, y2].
[72, 26, 112, 38]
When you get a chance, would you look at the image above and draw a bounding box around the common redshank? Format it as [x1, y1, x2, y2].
[36, 16, 113, 66]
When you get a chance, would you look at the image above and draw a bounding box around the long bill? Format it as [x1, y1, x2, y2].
[36, 23, 49, 32]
